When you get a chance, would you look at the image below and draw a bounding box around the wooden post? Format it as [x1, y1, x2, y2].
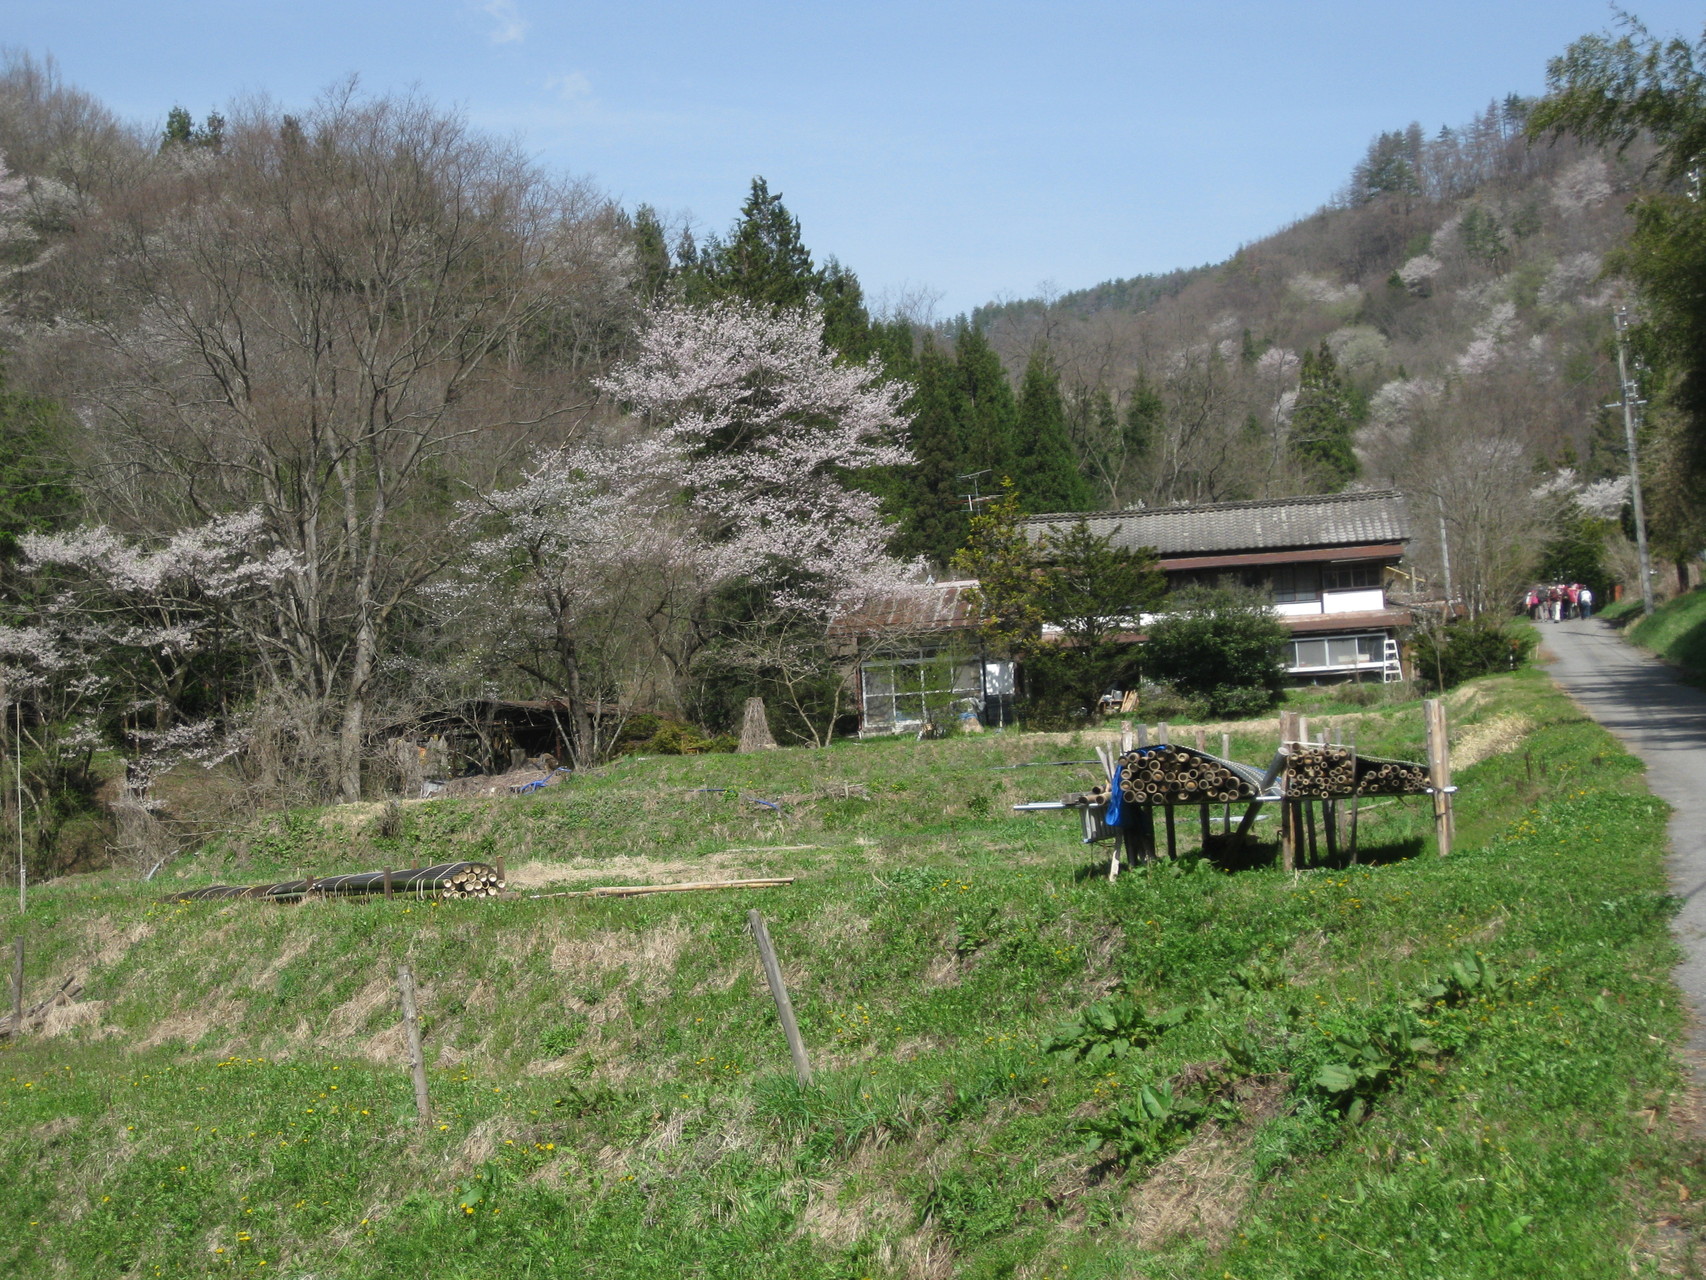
[1159, 721, 1170, 745]
[1195, 727, 1206, 752]
[1199, 803, 1211, 849]
[748, 911, 813, 1087]
[1163, 804, 1177, 859]
[1121, 722, 1134, 753]
[1424, 699, 1454, 857]
[1137, 804, 1156, 863]
[1136, 723, 1149, 748]
[1346, 723, 1360, 862]
[10, 936, 21, 1034]
[1278, 711, 1297, 872]
[495, 856, 505, 886]
[383, 867, 393, 899]
[396, 964, 432, 1126]
[1221, 731, 1233, 834]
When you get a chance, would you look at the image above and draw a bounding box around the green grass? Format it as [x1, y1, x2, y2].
[1597, 595, 1646, 626]
[1628, 586, 1706, 676]
[0, 670, 1700, 1278]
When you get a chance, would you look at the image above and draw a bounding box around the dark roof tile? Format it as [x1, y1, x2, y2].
[1021, 489, 1410, 556]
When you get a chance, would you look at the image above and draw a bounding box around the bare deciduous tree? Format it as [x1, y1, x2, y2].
[42, 85, 632, 798]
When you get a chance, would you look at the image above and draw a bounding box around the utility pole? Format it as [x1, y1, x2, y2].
[1611, 308, 1655, 617]
[14, 701, 21, 915]
[1435, 497, 1454, 618]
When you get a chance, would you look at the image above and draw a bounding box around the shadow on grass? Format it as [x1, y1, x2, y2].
[1068, 832, 1425, 880]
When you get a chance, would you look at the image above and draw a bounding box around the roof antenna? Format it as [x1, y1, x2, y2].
[956, 469, 994, 514]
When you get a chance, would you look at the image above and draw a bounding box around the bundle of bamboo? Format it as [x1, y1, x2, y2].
[1113, 745, 1262, 805]
[1283, 744, 1356, 798]
[163, 861, 506, 904]
[1351, 754, 1433, 795]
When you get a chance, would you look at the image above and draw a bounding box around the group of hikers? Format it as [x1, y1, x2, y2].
[1525, 582, 1594, 622]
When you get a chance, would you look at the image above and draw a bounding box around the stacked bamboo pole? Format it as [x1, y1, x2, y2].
[164, 861, 506, 904]
[1112, 744, 1266, 805]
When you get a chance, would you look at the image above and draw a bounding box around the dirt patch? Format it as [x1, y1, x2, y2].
[1452, 712, 1534, 770]
[438, 767, 569, 799]
[32, 1114, 82, 1142]
[503, 853, 754, 890]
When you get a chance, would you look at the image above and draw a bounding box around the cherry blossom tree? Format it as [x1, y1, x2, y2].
[451, 435, 694, 766]
[595, 298, 916, 617]
[0, 510, 295, 797]
[458, 299, 920, 752]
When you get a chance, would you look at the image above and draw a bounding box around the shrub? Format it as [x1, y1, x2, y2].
[1144, 586, 1289, 717]
[1413, 616, 1535, 689]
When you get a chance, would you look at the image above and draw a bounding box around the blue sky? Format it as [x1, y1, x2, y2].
[10, 2, 1704, 315]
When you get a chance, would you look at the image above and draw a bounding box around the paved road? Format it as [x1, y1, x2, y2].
[1542, 616, 1706, 1079]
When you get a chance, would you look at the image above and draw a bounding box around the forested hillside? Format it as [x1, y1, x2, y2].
[939, 99, 1660, 605]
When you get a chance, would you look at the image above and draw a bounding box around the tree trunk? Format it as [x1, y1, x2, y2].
[554, 614, 597, 770]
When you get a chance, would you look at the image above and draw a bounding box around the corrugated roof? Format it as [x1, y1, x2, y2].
[1021, 489, 1411, 556]
[827, 580, 978, 637]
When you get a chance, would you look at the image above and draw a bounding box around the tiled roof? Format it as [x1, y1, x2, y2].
[1021, 489, 1410, 557]
[827, 580, 978, 637]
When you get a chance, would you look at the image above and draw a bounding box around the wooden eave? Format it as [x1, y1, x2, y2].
[1157, 542, 1407, 572]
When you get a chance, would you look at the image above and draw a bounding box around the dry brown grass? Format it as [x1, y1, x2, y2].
[1122, 1075, 1290, 1252]
[1451, 712, 1534, 770]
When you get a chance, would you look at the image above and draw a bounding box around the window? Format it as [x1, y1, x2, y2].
[1271, 564, 1321, 603]
[860, 646, 984, 731]
[1322, 563, 1382, 592]
[1288, 634, 1384, 670]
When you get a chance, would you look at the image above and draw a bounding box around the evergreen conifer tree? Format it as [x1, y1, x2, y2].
[1014, 349, 1093, 512]
[631, 204, 673, 302]
[817, 256, 875, 361]
[892, 336, 973, 568]
[690, 177, 817, 310]
[1290, 341, 1359, 488]
[1124, 373, 1163, 465]
[952, 324, 1019, 488]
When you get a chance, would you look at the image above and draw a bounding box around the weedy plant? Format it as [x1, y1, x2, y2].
[1075, 1078, 1230, 1166]
[1044, 998, 1194, 1064]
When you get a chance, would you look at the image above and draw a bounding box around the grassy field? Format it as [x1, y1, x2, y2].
[2, 670, 1702, 1278]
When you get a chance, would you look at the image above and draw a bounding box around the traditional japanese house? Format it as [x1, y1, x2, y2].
[835, 489, 1413, 735]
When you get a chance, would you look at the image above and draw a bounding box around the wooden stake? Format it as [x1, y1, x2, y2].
[1136, 803, 1156, 863]
[396, 964, 432, 1126]
[1159, 721, 1170, 745]
[383, 867, 393, 898]
[1163, 804, 1177, 859]
[1424, 698, 1454, 857]
[1221, 732, 1233, 834]
[1199, 803, 1211, 848]
[10, 937, 21, 1035]
[748, 911, 813, 1087]
[1195, 727, 1207, 752]
[1136, 723, 1149, 748]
